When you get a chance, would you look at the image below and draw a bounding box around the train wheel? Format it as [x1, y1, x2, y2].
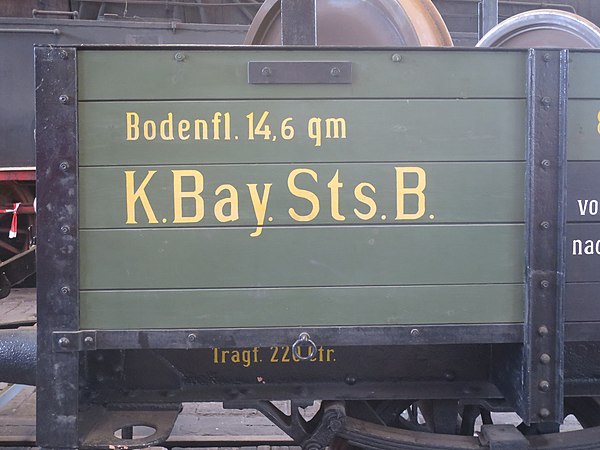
[477, 9, 600, 48]
[245, 0, 453, 46]
[0, 182, 34, 262]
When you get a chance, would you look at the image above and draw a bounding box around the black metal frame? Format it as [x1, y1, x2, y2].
[35, 46, 80, 448]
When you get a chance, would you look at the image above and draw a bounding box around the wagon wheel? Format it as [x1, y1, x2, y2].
[0, 182, 35, 262]
[324, 398, 600, 450]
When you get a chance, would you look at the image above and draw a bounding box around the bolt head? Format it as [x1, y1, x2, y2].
[410, 328, 420, 337]
[174, 52, 186, 62]
[59, 49, 69, 60]
[60, 286, 70, 295]
[539, 380, 550, 392]
[540, 221, 551, 230]
[330, 67, 341, 77]
[541, 159, 550, 168]
[391, 53, 402, 62]
[84, 336, 94, 345]
[59, 161, 70, 172]
[543, 53, 551, 62]
[345, 376, 356, 385]
[540, 353, 551, 365]
[187, 333, 197, 342]
[58, 337, 70, 348]
[539, 408, 551, 418]
[541, 96, 551, 106]
[538, 325, 549, 337]
[261, 66, 272, 77]
[58, 94, 69, 104]
[60, 225, 70, 234]
[540, 280, 550, 289]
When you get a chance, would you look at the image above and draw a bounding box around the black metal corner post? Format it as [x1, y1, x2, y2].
[281, 0, 316, 45]
[478, 0, 498, 39]
[523, 49, 568, 426]
[35, 46, 80, 448]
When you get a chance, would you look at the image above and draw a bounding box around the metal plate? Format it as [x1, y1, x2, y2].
[244, 0, 453, 46]
[477, 9, 600, 48]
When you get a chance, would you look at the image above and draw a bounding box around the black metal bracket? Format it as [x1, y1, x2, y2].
[53, 331, 97, 352]
[35, 46, 80, 448]
[248, 61, 352, 84]
[281, 0, 316, 45]
[523, 49, 568, 425]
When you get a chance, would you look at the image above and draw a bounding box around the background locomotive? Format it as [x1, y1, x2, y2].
[4, 1, 600, 449]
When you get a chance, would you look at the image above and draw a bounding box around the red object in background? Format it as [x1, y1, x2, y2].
[0, 170, 35, 181]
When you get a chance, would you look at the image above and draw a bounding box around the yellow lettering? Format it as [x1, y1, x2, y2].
[395, 167, 426, 220]
[224, 112, 231, 140]
[308, 118, 322, 147]
[248, 183, 272, 237]
[213, 348, 218, 364]
[214, 184, 239, 223]
[143, 120, 156, 140]
[354, 182, 377, 220]
[126, 112, 139, 141]
[288, 168, 320, 222]
[172, 170, 204, 223]
[178, 120, 190, 140]
[194, 119, 208, 140]
[212, 112, 222, 140]
[325, 118, 346, 139]
[125, 170, 158, 224]
[327, 170, 345, 221]
[160, 112, 174, 140]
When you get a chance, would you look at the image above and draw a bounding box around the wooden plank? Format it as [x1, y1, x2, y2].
[80, 284, 524, 329]
[566, 283, 600, 322]
[79, 162, 525, 229]
[567, 223, 600, 282]
[78, 99, 527, 167]
[77, 49, 527, 101]
[79, 225, 524, 290]
[568, 52, 600, 99]
[567, 100, 600, 160]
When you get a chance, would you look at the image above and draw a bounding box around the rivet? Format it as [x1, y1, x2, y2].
[330, 67, 341, 77]
[543, 53, 551, 62]
[540, 353, 551, 365]
[58, 337, 70, 348]
[59, 94, 69, 104]
[174, 52, 186, 62]
[540, 221, 550, 230]
[541, 97, 551, 107]
[539, 380, 550, 392]
[84, 336, 94, 346]
[345, 375, 356, 385]
[60, 286, 70, 295]
[59, 49, 69, 60]
[60, 225, 70, 234]
[444, 370, 456, 381]
[391, 53, 402, 62]
[540, 280, 550, 289]
[539, 408, 551, 418]
[187, 333, 197, 342]
[261, 66, 272, 77]
[538, 325, 549, 337]
[541, 159, 550, 168]
[410, 328, 420, 337]
[59, 161, 70, 172]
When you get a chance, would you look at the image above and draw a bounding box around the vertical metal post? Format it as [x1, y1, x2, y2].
[478, 0, 498, 39]
[523, 49, 568, 426]
[281, 0, 316, 45]
[35, 46, 80, 448]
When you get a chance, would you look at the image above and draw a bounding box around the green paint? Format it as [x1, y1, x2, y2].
[80, 284, 524, 329]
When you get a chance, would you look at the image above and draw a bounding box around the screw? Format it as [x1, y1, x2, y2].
[540, 221, 550, 230]
[540, 280, 550, 289]
[187, 333, 197, 342]
[328, 419, 343, 432]
[540, 353, 551, 365]
[538, 325, 549, 337]
[60, 286, 70, 295]
[539, 408, 551, 418]
[410, 328, 420, 337]
[543, 53, 551, 62]
[84, 336, 94, 346]
[539, 380, 550, 392]
[60, 225, 70, 234]
[541, 159, 550, 168]
[392, 53, 402, 62]
[58, 337, 70, 348]
[59, 161, 70, 172]
[59, 49, 69, 60]
[59, 94, 69, 104]
[261, 66, 272, 77]
[330, 67, 341, 77]
[541, 97, 551, 107]
[174, 52, 186, 62]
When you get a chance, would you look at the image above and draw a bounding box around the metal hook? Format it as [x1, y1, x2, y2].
[292, 332, 317, 361]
